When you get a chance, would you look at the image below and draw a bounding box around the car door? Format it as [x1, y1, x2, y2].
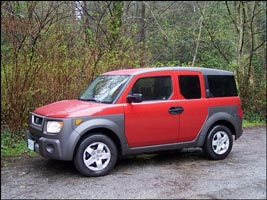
[124, 72, 181, 148]
[175, 71, 209, 142]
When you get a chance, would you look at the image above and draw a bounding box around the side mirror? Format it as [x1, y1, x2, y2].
[127, 94, 142, 103]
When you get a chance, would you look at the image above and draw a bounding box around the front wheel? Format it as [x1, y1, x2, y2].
[203, 125, 233, 160]
[74, 134, 118, 177]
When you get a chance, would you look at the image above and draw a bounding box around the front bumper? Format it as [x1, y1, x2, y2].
[25, 114, 79, 161]
[26, 130, 63, 159]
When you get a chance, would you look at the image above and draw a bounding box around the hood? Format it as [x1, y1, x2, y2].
[33, 100, 115, 118]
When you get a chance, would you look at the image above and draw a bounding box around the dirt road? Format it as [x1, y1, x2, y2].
[1, 127, 266, 199]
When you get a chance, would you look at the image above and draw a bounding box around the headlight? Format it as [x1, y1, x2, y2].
[46, 121, 64, 133]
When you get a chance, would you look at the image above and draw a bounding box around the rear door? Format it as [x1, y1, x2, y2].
[175, 71, 209, 142]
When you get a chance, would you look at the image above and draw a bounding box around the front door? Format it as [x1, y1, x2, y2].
[124, 74, 180, 147]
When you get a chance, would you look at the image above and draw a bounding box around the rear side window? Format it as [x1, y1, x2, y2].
[178, 75, 201, 99]
[207, 75, 237, 97]
[131, 76, 172, 101]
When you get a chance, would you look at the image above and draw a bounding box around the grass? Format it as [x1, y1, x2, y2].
[1, 130, 36, 158]
[243, 120, 266, 128]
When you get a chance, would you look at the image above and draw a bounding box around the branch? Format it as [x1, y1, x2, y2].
[253, 40, 266, 52]
[225, 1, 239, 33]
[202, 21, 230, 64]
[156, 1, 177, 17]
[143, 1, 169, 40]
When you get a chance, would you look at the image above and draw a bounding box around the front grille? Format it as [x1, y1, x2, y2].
[32, 114, 43, 126]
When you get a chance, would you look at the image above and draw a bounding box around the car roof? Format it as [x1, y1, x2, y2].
[103, 67, 234, 76]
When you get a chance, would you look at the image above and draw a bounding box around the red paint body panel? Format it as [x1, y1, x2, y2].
[124, 101, 180, 147]
[207, 97, 242, 107]
[177, 99, 208, 141]
[34, 100, 124, 118]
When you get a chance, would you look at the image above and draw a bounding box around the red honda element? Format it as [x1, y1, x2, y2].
[26, 67, 243, 176]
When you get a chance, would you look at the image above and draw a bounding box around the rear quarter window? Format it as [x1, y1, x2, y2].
[207, 75, 237, 97]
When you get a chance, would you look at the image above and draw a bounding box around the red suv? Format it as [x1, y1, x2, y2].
[26, 67, 243, 176]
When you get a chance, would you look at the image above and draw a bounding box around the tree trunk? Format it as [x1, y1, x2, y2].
[139, 1, 146, 67]
[82, 1, 90, 45]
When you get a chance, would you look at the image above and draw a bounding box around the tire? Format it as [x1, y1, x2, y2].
[74, 134, 118, 177]
[203, 125, 233, 160]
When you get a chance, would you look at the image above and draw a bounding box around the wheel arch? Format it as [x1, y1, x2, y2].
[207, 120, 236, 137]
[64, 115, 127, 160]
[73, 127, 122, 160]
[195, 112, 237, 147]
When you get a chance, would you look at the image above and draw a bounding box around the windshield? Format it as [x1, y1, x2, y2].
[79, 75, 129, 103]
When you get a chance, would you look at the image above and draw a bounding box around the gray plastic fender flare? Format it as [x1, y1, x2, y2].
[195, 111, 236, 147]
[65, 117, 127, 160]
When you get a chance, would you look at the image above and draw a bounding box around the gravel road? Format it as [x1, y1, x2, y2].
[1, 127, 266, 199]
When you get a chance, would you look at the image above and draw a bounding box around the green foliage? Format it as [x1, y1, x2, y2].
[243, 86, 266, 122]
[1, 130, 36, 157]
[154, 60, 181, 67]
[110, 1, 123, 34]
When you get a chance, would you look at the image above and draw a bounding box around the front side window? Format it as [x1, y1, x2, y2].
[79, 75, 129, 103]
[179, 75, 201, 99]
[131, 76, 172, 101]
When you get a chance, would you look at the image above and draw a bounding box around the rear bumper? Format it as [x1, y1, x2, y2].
[235, 128, 243, 139]
[235, 117, 243, 140]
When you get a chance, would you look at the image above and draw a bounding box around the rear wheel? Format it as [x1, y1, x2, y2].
[74, 134, 118, 177]
[204, 125, 233, 160]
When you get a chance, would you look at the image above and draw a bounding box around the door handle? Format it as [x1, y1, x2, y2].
[169, 106, 184, 115]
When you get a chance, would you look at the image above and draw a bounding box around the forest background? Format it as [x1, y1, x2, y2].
[1, 1, 266, 155]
